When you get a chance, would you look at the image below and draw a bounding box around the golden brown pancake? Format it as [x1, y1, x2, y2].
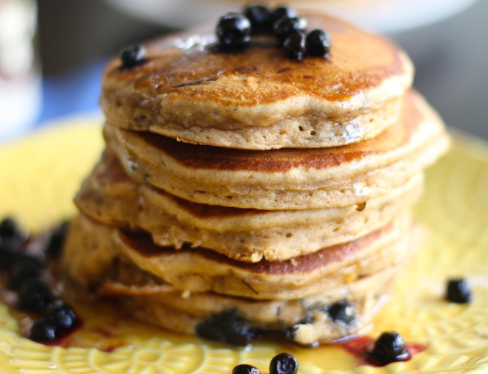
[62, 218, 420, 346]
[64, 250, 399, 345]
[100, 12, 413, 150]
[63, 215, 422, 346]
[105, 90, 449, 210]
[61, 8, 447, 347]
[75, 150, 423, 262]
[63, 213, 410, 300]
[112, 270, 395, 346]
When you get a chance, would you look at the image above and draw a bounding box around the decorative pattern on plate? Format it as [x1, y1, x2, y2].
[1, 122, 488, 373]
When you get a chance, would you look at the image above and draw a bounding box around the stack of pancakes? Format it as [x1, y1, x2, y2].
[62, 13, 450, 346]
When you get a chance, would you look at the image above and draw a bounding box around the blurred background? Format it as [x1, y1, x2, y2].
[0, 0, 487, 142]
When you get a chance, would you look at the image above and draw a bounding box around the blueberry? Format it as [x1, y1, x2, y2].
[328, 300, 356, 325]
[233, 364, 261, 374]
[269, 353, 298, 374]
[18, 278, 53, 313]
[0, 217, 18, 238]
[216, 13, 252, 48]
[30, 318, 57, 342]
[45, 300, 78, 333]
[7, 257, 42, 291]
[367, 332, 409, 366]
[196, 312, 259, 346]
[0, 217, 27, 244]
[45, 221, 69, 257]
[0, 236, 23, 254]
[283, 32, 307, 61]
[446, 278, 472, 304]
[274, 17, 308, 44]
[306, 29, 332, 58]
[0, 237, 24, 271]
[244, 5, 271, 34]
[120, 44, 146, 68]
[270, 6, 296, 27]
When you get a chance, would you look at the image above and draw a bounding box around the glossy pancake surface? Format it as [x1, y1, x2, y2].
[106, 90, 449, 209]
[101, 12, 413, 149]
[75, 150, 423, 261]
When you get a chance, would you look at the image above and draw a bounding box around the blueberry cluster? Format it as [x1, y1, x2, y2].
[233, 353, 298, 374]
[197, 300, 356, 347]
[366, 332, 410, 366]
[0, 217, 78, 342]
[216, 5, 331, 60]
[30, 300, 79, 342]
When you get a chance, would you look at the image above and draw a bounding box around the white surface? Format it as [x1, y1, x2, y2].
[104, 0, 478, 33]
[0, 0, 40, 140]
[0, 75, 41, 141]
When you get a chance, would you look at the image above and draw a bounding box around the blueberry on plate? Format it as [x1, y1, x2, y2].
[216, 13, 252, 48]
[45, 221, 69, 257]
[233, 364, 261, 374]
[270, 6, 296, 27]
[0, 237, 24, 271]
[269, 353, 298, 374]
[367, 331, 409, 366]
[0, 217, 18, 238]
[306, 29, 332, 58]
[30, 318, 57, 342]
[244, 4, 271, 34]
[274, 17, 308, 44]
[45, 300, 78, 333]
[328, 300, 356, 325]
[0, 217, 27, 242]
[446, 278, 472, 304]
[7, 256, 42, 291]
[120, 44, 147, 69]
[17, 278, 53, 313]
[0, 236, 23, 255]
[283, 32, 307, 61]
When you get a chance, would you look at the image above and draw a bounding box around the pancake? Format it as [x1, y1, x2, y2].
[75, 150, 423, 261]
[105, 90, 449, 210]
[115, 267, 395, 346]
[63, 236, 410, 346]
[63, 213, 410, 300]
[100, 12, 413, 150]
[63, 216, 421, 345]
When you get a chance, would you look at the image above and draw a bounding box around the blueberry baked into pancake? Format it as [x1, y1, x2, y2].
[62, 6, 450, 347]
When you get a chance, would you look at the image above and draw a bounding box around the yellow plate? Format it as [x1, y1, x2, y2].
[1, 120, 488, 374]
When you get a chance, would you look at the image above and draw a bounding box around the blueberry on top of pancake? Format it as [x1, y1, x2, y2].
[101, 12, 414, 150]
